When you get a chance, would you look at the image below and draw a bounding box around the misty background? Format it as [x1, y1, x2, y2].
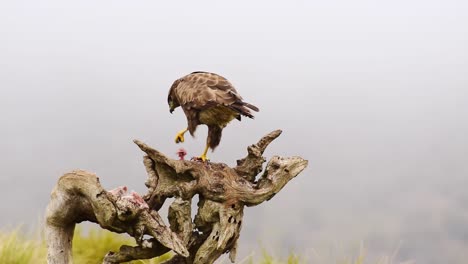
[1, 1, 467, 263]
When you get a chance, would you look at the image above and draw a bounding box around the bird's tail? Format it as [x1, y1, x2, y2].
[243, 102, 259, 112]
[230, 101, 259, 119]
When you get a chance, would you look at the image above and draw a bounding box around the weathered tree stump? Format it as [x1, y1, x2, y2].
[45, 130, 308, 264]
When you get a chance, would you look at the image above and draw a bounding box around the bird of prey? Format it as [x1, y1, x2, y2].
[167, 71, 259, 161]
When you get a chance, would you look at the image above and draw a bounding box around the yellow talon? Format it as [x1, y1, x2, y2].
[198, 143, 210, 162]
[199, 154, 208, 162]
[175, 133, 184, 143]
[175, 128, 188, 144]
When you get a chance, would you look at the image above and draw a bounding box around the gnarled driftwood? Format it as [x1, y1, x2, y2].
[45, 129, 308, 264]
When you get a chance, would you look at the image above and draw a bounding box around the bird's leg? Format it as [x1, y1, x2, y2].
[199, 143, 210, 162]
[175, 128, 188, 143]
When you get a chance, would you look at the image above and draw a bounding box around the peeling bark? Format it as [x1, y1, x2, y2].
[45, 130, 308, 264]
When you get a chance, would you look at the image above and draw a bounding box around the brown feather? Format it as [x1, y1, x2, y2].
[207, 125, 223, 150]
[168, 71, 259, 150]
[186, 109, 199, 136]
[229, 103, 254, 119]
[242, 102, 259, 112]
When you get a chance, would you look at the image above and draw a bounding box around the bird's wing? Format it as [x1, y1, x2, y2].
[175, 72, 242, 110]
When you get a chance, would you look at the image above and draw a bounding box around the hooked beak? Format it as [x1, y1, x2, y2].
[168, 100, 176, 113]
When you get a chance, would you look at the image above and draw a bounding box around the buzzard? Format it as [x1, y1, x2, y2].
[167, 71, 259, 161]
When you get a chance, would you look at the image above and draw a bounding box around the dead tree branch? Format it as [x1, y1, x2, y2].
[45, 171, 188, 264]
[136, 129, 308, 263]
[45, 129, 308, 264]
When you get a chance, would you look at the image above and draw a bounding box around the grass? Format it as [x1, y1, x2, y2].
[242, 250, 301, 264]
[0, 228, 45, 264]
[0, 227, 413, 264]
[0, 227, 172, 264]
[305, 242, 415, 264]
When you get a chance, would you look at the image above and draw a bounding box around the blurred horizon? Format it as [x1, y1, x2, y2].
[1, 1, 467, 263]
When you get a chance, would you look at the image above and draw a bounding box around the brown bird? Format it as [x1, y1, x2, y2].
[167, 71, 259, 161]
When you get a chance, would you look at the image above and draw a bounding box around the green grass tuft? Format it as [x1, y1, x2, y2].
[0, 227, 412, 264]
[0, 228, 46, 264]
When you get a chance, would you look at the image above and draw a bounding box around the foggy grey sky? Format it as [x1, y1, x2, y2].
[1, 1, 468, 263]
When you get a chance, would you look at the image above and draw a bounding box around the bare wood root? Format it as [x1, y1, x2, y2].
[45, 170, 188, 264]
[102, 242, 168, 264]
[45, 130, 308, 264]
[235, 129, 282, 181]
[136, 129, 308, 263]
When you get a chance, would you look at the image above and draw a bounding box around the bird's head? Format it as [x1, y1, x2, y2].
[167, 92, 180, 114]
[168, 78, 183, 113]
